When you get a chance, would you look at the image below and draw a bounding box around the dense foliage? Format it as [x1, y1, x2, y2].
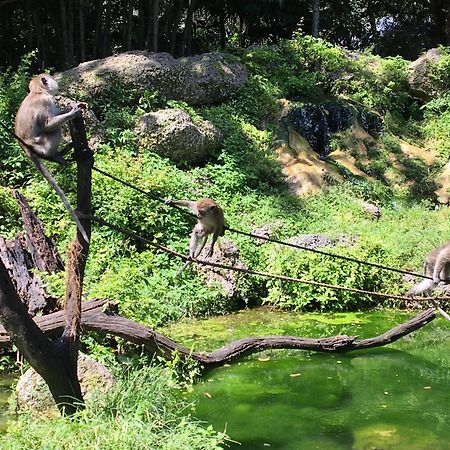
[0, 0, 449, 72]
[2, 27, 450, 450]
[1, 35, 450, 322]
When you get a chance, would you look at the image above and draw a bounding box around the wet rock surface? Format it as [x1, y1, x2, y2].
[287, 103, 357, 158]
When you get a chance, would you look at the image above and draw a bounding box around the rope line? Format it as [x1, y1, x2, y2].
[91, 215, 450, 303]
[91, 165, 431, 281]
[92, 166, 197, 218]
[0, 121, 433, 282]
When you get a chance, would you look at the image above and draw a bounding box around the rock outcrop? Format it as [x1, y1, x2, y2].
[408, 48, 442, 101]
[135, 108, 223, 165]
[16, 354, 114, 414]
[56, 51, 247, 106]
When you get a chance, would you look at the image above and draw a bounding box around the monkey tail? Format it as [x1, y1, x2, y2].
[407, 279, 435, 296]
[175, 260, 191, 277]
[29, 154, 89, 243]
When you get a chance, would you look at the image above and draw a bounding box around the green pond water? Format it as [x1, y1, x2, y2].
[164, 308, 450, 450]
[0, 373, 15, 433]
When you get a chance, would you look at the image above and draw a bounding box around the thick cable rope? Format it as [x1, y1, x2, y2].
[90, 215, 450, 303]
[0, 120, 433, 281]
[91, 165, 431, 280]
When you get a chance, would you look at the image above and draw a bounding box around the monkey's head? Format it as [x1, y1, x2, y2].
[29, 74, 59, 96]
[196, 199, 219, 219]
[197, 205, 214, 218]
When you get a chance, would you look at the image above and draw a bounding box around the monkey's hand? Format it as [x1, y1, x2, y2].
[69, 104, 83, 116]
[164, 198, 173, 205]
[206, 246, 214, 258]
[433, 275, 441, 285]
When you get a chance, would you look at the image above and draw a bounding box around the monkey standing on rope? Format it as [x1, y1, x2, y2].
[408, 241, 450, 296]
[166, 198, 225, 275]
[14, 73, 89, 242]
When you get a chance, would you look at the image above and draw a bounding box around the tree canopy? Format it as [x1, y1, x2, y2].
[0, 0, 448, 71]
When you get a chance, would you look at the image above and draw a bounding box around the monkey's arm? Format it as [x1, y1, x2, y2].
[168, 199, 198, 214]
[42, 106, 81, 132]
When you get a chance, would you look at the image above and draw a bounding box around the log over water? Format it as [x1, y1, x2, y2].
[0, 300, 436, 369]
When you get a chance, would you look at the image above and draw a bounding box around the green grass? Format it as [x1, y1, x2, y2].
[0, 365, 226, 450]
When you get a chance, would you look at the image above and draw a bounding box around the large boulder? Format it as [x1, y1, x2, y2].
[408, 48, 442, 100]
[195, 237, 250, 301]
[135, 108, 222, 165]
[16, 354, 114, 414]
[56, 51, 247, 105]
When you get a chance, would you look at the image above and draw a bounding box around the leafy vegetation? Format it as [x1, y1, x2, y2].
[0, 365, 226, 450]
[2, 36, 450, 321]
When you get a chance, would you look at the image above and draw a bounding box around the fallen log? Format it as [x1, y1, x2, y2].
[0, 190, 63, 316]
[0, 301, 437, 369]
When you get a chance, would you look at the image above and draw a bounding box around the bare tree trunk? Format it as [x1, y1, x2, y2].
[59, 0, 70, 67]
[138, 0, 146, 48]
[94, 0, 104, 58]
[430, 0, 446, 45]
[67, 0, 75, 65]
[446, 2, 450, 45]
[32, 7, 49, 67]
[79, 0, 86, 61]
[25, 0, 33, 50]
[102, 2, 112, 56]
[152, 0, 160, 52]
[181, 0, 195, 55]
[312, 0, 320, 37]
[126, 0, 134, 50]
[219, 0, 226, 49]
[169, 0, 184, 55]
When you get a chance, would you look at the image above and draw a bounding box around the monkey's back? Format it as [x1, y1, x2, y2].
[15, 91, 61, 156]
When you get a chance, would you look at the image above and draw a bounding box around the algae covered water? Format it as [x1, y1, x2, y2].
[165, 308, 450, 450]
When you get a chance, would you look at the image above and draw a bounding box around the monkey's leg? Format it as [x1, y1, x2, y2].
[176, 233, 207, 277]
[206, 231, 220, 257]
[433, 256, 448, 284]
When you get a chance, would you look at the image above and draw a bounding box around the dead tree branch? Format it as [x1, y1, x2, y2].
[0, 303, 437, 369]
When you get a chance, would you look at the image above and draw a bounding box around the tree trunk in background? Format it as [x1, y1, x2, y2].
[430, 0, 447, 45]
[59, 0, 70, 67]
[181, 0, 196, 55]
[79, 0, 86, 61]
[169, 0, 184, 55]
[219, 1, 226, 49]
[68, 0, 75, 65]
[138, 0, 146, 48]
[152, 0, 160, 52]
[125, 0, 134, 50]
[102, 2, 112, 57]
[94, 0, 103, 58]
[446, 2, 450, 45]
[312, 0, 320, 37]
[25, 0, 34, 51]
[32, 7, 48, 68]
